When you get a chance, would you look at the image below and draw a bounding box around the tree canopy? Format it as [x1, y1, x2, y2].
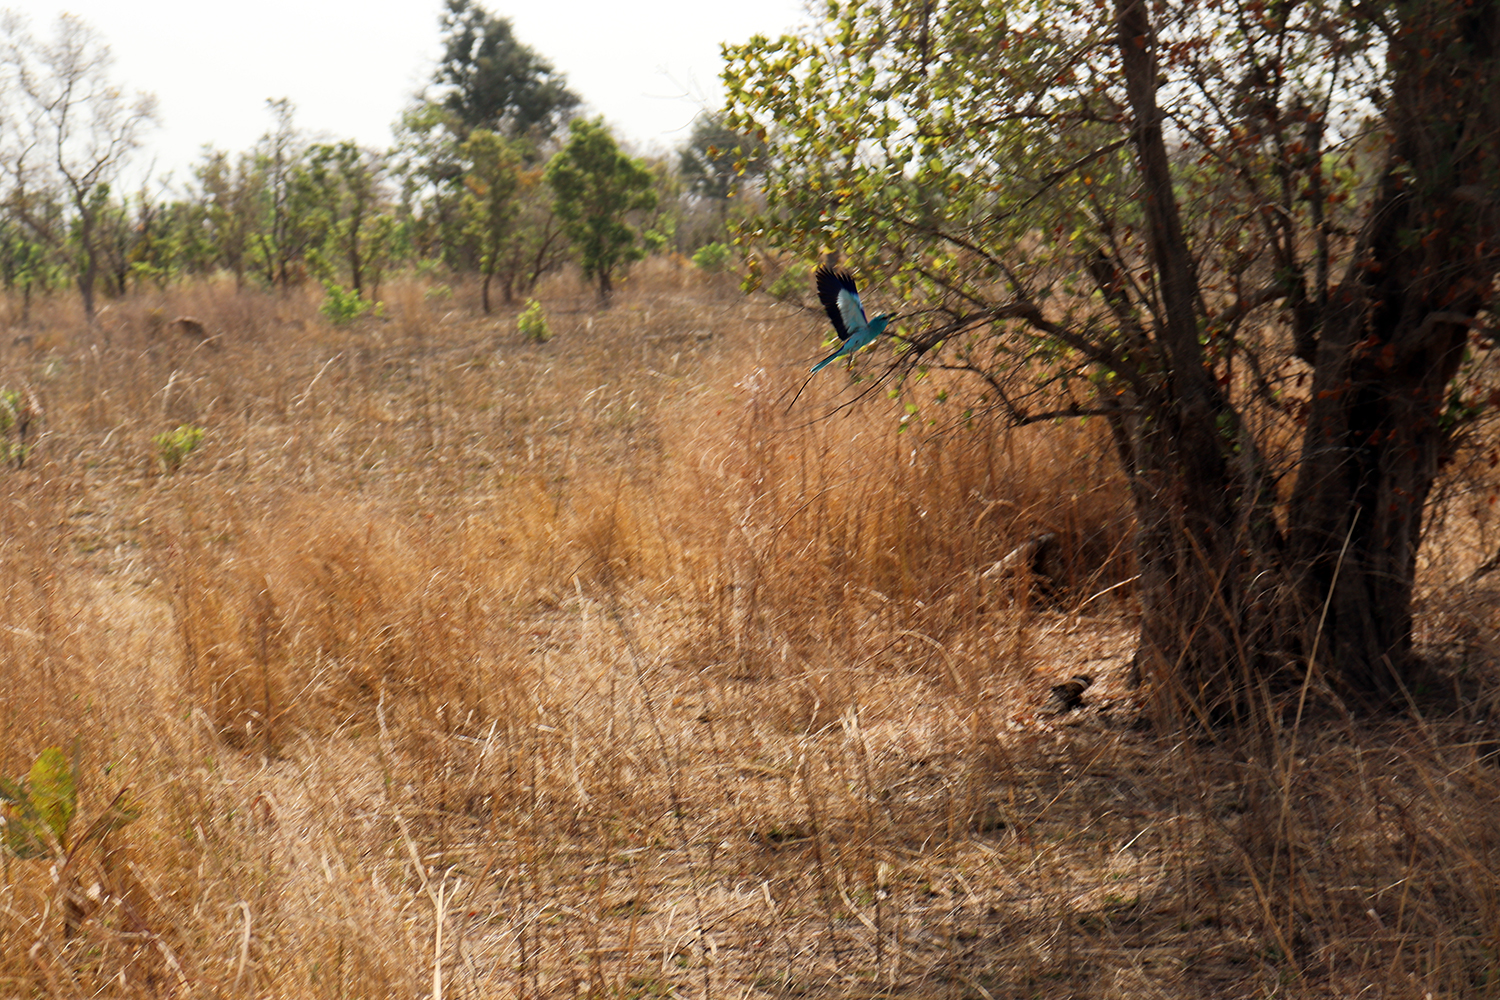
[434, 0, 580, 142]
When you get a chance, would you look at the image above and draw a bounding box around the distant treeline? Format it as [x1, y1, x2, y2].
[0, 0, 766, 317]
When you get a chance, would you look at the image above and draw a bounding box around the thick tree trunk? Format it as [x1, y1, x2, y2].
[1286, 0, 1499, 697]
[1113, 0, 1499, 713]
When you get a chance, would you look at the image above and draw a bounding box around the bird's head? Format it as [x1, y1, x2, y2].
[869, 315, 891, 336]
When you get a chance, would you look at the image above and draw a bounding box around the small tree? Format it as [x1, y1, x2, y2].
[197, 148, 264, 292]
[0, 214, 59, 322]
[1, 13, 157, 321]
[460, 129, 521, 313]
[251, 98, 314, 292]
[299, 141, 389, 296]
[544, 118, 657, 305]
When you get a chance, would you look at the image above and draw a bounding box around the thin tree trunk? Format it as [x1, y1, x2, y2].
[76, 212, 97, 322]
[348, 206, 364, 295]
[1113, 0, 1260, 714]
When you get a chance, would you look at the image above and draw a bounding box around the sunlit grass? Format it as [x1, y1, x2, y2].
[1, 261, 1498, 998]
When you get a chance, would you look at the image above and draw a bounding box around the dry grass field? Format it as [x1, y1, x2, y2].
[3, 260, 1500, 998]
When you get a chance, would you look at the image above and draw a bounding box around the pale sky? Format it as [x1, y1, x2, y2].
[12, 0, 811, 186]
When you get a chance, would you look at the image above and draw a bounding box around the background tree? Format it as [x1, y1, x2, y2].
[434, 0, 580, 144]
[459, 129, 521, 313]
[300, 140, 390, 296]
[545, 117, 657, 305]
[492, 180, 570, 301]
[251, 98, 308, 292]
[679, 110, 766, 202]
[678, 111, 767, 249]
[0, 213, 58, 321]
[1, 13, 156, 321]
[725, 0, 1500, 715]
[197, 148, 263, 291]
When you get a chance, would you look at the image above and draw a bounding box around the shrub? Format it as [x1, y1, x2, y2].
[2, 747, 141, 939]
[692, 242, 733, 273]
[0, 388, 36, 468]
[319, 281, 374, 324]
[154, 424, 205, 473]
[517, 299, 551, 342]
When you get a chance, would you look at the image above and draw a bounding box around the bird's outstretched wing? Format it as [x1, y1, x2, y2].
[815, 266, 868, 343]
[788, 265, 889, 406]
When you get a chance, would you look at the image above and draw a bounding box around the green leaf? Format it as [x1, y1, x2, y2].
[29, 747, 77, 850]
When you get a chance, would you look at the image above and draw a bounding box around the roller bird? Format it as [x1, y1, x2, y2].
[811, 265, 890, 373]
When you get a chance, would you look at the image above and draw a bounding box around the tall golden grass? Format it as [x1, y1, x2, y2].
[1, 260, 1498, 997]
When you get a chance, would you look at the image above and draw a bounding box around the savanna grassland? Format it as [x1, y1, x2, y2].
[3, 261, 1500, 999]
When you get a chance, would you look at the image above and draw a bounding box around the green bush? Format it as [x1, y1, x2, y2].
[518, 299, 551, 342]
[154, 424, 204, 473]
[0, 388, 35, 468]
[2, 746, 142, 943]
[319, 281, 374, 324]
[692, 242, 733, 273]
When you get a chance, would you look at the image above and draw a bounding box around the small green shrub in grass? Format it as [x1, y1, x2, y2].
[518, 299, 551, 342]
[154, 424, 204, 473]
[692, 242, 733, 273]
[2, 747, 142, 938]
[320, 281, 374, 324]
[0, 387, 36, 468]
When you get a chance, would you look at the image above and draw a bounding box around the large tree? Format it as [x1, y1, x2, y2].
[725, 0, 1500, 715]
[434, 0, 580, 143]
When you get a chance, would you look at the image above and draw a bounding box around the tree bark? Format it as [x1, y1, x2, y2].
[75, 209, 97, 322]
[1114, 0, 1264, 715]
[1113, 0, 1499, 713]
[1286, 0, 1500, 697]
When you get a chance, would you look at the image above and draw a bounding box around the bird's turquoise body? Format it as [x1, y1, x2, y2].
[811, 266, 889, 373]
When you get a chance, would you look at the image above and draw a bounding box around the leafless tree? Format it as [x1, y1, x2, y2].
[0, 12, 157, 321]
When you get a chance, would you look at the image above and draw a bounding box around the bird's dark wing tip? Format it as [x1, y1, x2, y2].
[814, 265, 859, 341]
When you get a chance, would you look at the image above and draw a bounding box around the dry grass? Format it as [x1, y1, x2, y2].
[2, 260, 1499, 998]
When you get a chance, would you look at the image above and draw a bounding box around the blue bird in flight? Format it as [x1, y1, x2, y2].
[811, 265, 890, 373]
